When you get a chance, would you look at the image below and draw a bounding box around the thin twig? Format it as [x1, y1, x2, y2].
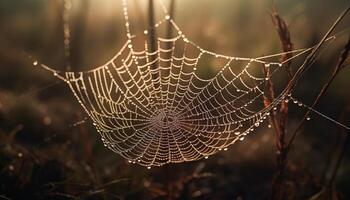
[284, 5, 350, 95]
[326, 102, 350, 187]
[286, 34, 350, 151]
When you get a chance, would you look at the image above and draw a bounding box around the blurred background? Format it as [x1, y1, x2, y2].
[0, 0, 350, 199]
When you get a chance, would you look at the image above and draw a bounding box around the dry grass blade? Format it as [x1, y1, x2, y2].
[265, 5, 349, 199]
[327, 103, 350, 186]
[271, 8, 293, 76]
[287, 34, 350, 151]
[266, 8, 294, 200]
[308, 102, 350, 200]
[284, 5, 350, 94]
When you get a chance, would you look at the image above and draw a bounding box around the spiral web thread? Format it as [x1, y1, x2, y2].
[30, 0, 349, 168]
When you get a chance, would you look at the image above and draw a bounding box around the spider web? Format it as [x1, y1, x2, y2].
[61, 38, 289, 167]
[29, 0, 345, 168]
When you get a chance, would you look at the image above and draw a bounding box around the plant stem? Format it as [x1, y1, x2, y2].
[287, 34, 350, 151]
[266, 8, 293, 200]
[148, 0, 158, 77]
[327, 102, 350, 187]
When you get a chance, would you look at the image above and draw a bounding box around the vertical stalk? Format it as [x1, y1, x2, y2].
[326, 102, 350, 187]
[266, 9, 294, 200]
[148, 0, 159, 81]
[70, 0, 90, 70]
[62, 0, 72, 70]
[165, 1, 175, 199]
[165, 0, 175, 41]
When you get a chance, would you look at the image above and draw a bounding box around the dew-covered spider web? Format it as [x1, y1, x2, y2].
[29, 0, 350, 168]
